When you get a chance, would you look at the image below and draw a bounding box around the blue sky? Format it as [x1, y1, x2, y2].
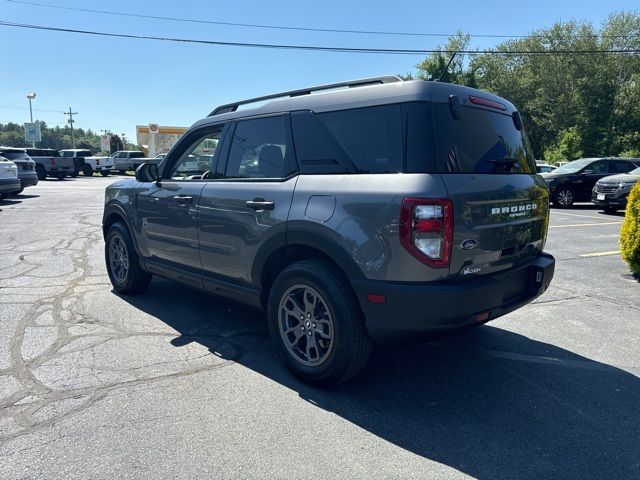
[0, 0, 635, 143]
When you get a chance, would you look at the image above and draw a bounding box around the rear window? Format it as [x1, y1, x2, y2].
[25, 149, 43, 156]
[431, 103, 536, 174]
[1, 151, 30, 161]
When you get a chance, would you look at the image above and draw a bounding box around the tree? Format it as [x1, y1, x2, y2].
[620, 181, 640, 274]
[415, 32, 477, 85]
[544, 127, 584, 164]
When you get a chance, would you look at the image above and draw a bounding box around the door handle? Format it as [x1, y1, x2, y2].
[172, 195, 193, 204]
[246, 199, 275, 211]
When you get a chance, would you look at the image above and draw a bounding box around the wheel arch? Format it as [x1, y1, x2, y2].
[102, 204, 142, 255]
[254, 228, 366, 309]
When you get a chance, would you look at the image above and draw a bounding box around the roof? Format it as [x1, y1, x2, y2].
[0, 146, 27, 152]
[191, 77, 517, 130]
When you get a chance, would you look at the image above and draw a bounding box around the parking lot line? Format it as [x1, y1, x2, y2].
[549, 222, 623, 229]
[579, 250, 620, 258]
[551, 211, 622, 221]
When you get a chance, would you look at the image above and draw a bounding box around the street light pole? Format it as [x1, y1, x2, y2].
[26, 92, 36, 147]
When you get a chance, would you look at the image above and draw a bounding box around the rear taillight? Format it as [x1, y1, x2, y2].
[400, 198, 453, 268]
[50, 157, 56, 166]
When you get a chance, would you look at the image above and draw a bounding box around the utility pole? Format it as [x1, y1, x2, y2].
[121, 133, 127, 150]
[64, 108, 78, 149]
[26, 92, 37, 147]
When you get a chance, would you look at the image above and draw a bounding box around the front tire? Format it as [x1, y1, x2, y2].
[267, 260, 372, 385]
[604, 205, 618, 214]
[553, 187, 575, 208]
[105, 222, 152, 294]
[82, 165, 94, 176]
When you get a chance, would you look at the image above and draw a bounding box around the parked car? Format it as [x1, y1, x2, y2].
[0, 154, 21, 200]
[59, 149, 112, 176]
[111, 151, 152, 174]
[103, 76, 555, 385]
[536, 164, 557, 174]
[541, 157, 640, 207]
[592, 166, 640, 213]
[25, 148, 75, 180]
[0, 147, 38, 193]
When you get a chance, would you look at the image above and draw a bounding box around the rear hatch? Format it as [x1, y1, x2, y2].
[430, 91, 549, 281]
[0, 159, 18, 178]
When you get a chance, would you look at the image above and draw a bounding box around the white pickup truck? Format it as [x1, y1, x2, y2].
[59, 149, 114, 176]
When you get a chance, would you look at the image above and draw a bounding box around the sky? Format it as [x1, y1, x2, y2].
[0, 0, 635, 144]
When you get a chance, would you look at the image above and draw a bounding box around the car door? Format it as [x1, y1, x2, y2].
[136, 124, 226, 270]
[578, 160, 611, 198]
[198, 115, 298, 286]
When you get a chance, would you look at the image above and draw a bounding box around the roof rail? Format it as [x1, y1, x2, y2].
[209, 75, 403, 116]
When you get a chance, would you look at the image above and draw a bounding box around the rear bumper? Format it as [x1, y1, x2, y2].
[0, 178, 21, 193]
[18, 172, 38, 187]
[352, 253, 555, 342]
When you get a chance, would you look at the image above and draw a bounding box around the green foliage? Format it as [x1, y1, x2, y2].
[544, 127, 584, 163]
[0, 121, 101, 151]
[620, 148, 640, 158]
[620, 181, 640, 274]
[410, 11, 640, 159]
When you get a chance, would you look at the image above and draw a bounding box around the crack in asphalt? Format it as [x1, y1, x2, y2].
[0, 211, 260, 443]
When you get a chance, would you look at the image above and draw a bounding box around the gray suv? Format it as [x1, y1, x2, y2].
[103, 77, 555, 384]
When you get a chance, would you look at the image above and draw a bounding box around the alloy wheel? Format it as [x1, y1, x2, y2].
[278, 284, 335, 367]
[108, 235, 129, 285]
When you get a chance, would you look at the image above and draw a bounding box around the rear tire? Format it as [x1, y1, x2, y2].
[100, 171, 110, 177]
[553, 187, 575, 208]
[267, 259, 372, 386]
[82, 165, 94, 176]
[119, 169, 127, 175]
[70, 171, 78, 178]
[604, 205, 618, 214]
[105, 222, 152, 294]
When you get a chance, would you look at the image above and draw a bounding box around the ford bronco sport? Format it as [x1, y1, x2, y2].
[103, 76, 555, 385]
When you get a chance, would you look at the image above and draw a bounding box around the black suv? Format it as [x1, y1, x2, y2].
[103, 77, 555, 384]
[542, 157, 640, 207]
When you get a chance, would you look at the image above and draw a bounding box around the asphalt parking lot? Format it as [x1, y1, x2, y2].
[1, 176, 639, 480]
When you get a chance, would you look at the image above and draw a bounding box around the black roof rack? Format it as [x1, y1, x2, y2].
[209, 75, 402, 116]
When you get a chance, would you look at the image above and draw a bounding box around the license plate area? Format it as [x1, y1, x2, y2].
[597, 193, 605, 200]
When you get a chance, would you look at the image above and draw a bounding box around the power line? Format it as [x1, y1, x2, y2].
[0, 103, 66, 114]
[1, 21, 639, 55]
[7, 0, 640, 40]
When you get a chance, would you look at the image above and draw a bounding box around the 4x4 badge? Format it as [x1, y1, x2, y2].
[460, 239, 478, 250]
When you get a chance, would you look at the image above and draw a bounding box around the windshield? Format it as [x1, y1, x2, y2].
[553, 160, 592, 174]
[628, 167, 640, 175]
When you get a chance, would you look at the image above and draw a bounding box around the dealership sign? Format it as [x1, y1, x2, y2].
[24, 123, 41, 142]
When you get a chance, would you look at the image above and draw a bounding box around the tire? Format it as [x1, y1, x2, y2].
[553, 187, 575, 208]
[267, 259, 372, 386]
[36, 165, 47, 181]
[56, 173, 64, 180]
[100, 171, 110, 177]
[13, 188, 24, 195]
[604, 205, 618, 214]
[82, 165, 94, 176]
[119, 169, 127, 175]
[105, 222, 152, 294]
[71, 171, 78, 178]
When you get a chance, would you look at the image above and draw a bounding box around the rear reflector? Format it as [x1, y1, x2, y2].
[476, 311, 490, 322]
[366, 293, 387, 304]
[469, 95, 507, 111]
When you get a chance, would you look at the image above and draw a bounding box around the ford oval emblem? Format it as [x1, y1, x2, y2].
[460, 239, 478, 250]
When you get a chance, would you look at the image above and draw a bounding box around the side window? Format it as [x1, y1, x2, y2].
[224, 116, 291, 179]
[613, 161, 636, 173]
[588, 161, 609, 174]
[170, 127, 223, 180]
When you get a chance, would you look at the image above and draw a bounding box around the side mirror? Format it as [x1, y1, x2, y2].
[135, 163, 159, 183]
